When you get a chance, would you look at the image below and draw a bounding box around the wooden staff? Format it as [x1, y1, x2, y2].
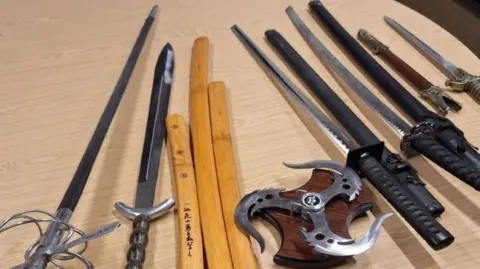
[208, 81, 258, 269]
[189, 37, 234, 269]
[166, 114, 204, 269]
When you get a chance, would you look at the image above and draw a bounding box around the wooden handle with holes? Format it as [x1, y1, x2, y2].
[208, 81, 258, 269]
[166, 114, 204, 269]
[189, 37, 234, 269]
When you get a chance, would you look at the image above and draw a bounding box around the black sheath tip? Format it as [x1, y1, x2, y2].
[149, 5, 159, 19]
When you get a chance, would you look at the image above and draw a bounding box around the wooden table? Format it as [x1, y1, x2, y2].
[1, 0, 479, 268]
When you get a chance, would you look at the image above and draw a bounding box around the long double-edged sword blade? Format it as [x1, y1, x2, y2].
[384, 16, 459, 80]
[286, 7, 411, 137]
[231, 25, 356, 154]
[134, 43, 175, 208]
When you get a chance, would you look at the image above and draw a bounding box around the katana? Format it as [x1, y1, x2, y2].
[232, 24, 453, 251]
[308, 0, 480, 190]
[114, 43, 176, 268]
[0, 5, 158, 269]
[284, 7, 444, 216]
[357, 29, 462, 115]
[384, 16, 480, 102]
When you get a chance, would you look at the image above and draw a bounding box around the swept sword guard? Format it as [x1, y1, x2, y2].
[0, 209, 120, 269]
[114, 198, 175, 221]
[234, 161, 391, 267]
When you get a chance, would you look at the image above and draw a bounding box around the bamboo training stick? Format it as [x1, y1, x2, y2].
[208, 81, 258, 269]
[166, 114, 204, 269]
[189, 37, 234, 269]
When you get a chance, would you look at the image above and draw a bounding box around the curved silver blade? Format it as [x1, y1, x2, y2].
[286, 7, 411, 137]
[231, 24, 356, 154]
[384, 16, 459, 80]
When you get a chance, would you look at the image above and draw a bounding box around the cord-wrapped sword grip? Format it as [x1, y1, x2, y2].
[125, 214, 150, 269]
[401, 118, 480, 191]
[382, 153, 445, 217]
[358, 155, 454, 250]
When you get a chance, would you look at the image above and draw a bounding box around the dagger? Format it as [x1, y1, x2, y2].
[114, 43, 176, 268]
[284, 7, 444, 217]
[1, 6, 158, 269]
[231, 24, 453, 250]
[308, 0, 480, 190]
[357, 29, 462, 115]
[384, 16, 480, 102]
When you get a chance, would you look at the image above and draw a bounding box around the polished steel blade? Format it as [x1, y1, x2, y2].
[231, 24, 356, 154]
[286, 7, 411, 137]
[384, 16, 459, 80]
[134, 43, 174, 208]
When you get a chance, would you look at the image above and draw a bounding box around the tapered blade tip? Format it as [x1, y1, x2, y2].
[149, 5, 159, 18]
[383, 16, 395, 24]
[164, 42, 173, 51]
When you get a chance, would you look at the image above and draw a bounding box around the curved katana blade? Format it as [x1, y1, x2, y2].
[384, 16, 459, 80]
[231, 24, 356, 154]
[286, 7, 411, 137]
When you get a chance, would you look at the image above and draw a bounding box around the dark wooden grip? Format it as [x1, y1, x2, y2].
[261, 169, 372, 269]
[377, 48, 433, 91]
[125, 214, 150, 269]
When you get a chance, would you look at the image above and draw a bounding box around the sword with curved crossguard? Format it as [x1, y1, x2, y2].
[115, 43, 176, 269]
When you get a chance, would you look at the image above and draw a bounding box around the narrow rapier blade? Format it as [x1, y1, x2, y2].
[134, 43, 174, 208]
[286, 7, 412, 137]
[231, 24, 356, 154]
[384, 16, 459, 80]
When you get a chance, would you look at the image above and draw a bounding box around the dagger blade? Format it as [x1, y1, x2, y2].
[384, 16, 459, 80]
[286, 7, 411, 137]
[231, 24, 356, 154]
[134, 43, 174, 208]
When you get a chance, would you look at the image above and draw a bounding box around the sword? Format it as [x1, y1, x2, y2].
[308, 0, 480, 189]
[232, 24, 453, 251]
[115, 43, 176, 268]
[357, 28, 462, 115]
[284, 7, 444, 216]
[384, 16, 480, 102]
[0, 6, 158, 269]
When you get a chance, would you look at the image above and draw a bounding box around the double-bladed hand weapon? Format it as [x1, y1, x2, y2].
[114, 43, 176, 268]
[357, 29, 462, 115]
[284, 7, 445, 217]
[384, 16, 480, 102]
[0, 5, 159, 269]
[308, 0, 480, 190]
[232, 24, 453, 251]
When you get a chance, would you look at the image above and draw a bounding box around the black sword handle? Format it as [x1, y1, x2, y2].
[125, 214, 150, 269]
[406, 127, 480, 191]
[358, 155, 454, 250]
[382, 152, 445, 217]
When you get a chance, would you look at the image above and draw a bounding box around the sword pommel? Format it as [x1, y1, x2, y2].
[357, 29, 388, 54]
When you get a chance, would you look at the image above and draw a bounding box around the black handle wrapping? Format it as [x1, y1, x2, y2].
[402, 119, 480, 191]
[359, 155, 454, 250]
[382, 152, 445, 217]
[126, 214, 150, 269]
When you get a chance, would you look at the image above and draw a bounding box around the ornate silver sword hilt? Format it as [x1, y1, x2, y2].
[446, 68, 480, 102]
[0, 208, 120, 269]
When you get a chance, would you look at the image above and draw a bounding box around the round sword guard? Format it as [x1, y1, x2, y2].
[0, 209, 120, 269]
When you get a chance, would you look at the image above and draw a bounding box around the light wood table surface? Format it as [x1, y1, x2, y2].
[1, 0, 480, 268]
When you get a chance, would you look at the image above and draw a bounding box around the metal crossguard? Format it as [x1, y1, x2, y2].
[0, 209, 120, 269]
[235, 160, 392, 257]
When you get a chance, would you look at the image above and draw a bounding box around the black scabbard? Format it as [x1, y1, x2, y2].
[308, 1, 480, 188]
[264, 29, 452, 244]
